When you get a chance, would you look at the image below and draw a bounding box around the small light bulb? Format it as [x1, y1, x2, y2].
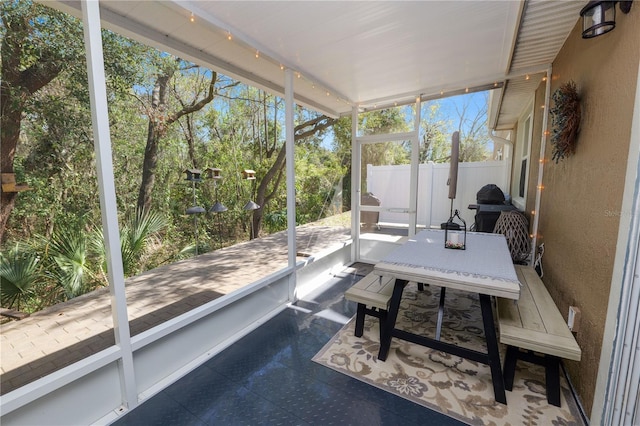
[296, 72, 301, 79]
[190, 12, 195, 23]
[279, 64, 284, 70]
[255, 50, 259, 59]
[227, 32, 232, 41]
[465, 87, 469, 93]
[525, 74, 530, 80]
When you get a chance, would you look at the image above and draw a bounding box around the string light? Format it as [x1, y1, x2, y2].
[209, 26, 352, 108]
[537, 184, 545, 190]
[525, 74, 530, 80]
[189, 12, 195, 23]
[494, 82, 498, 87]
[465, 87, 469, 93]
[415, 96, 421, 103]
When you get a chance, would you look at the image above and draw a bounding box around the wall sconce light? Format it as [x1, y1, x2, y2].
[580, 1, 633, 39]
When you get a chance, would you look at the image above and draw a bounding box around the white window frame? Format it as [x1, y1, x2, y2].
[512, 100, 534, 211]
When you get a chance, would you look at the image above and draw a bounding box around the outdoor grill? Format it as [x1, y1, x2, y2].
[468, 184, 518, 232]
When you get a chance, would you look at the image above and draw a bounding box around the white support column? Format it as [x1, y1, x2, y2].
[284, 69, 297, 300]
[530, 66, 552, 261]
[409, 99, 420, 237]
[81, 0, 137, 409]
[351, 106, 359, 261]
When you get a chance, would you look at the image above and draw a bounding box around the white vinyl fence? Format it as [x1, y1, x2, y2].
[365, 161, 508, 228]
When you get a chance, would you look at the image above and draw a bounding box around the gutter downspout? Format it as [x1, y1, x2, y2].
[530, 65, 553, 263]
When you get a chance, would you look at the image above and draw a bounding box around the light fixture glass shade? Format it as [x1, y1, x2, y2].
[580, 1, 616, 38]
[186, 206, 206, 214]
[209, 201, 228, 213]
[243, 200, 260, 211]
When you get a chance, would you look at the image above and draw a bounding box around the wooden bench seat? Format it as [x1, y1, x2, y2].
[497, 265, 581, 407]
[344, 272, 396, 340]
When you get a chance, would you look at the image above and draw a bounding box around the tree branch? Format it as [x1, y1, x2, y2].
[165, 71, 217, 125]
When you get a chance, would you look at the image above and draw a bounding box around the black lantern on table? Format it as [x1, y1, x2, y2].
[444, 209, 466, 250]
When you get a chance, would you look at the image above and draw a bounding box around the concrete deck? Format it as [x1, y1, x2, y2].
[0, 224, 351, 395]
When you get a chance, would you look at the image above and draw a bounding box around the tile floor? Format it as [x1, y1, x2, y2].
[112, 265, 463, 426]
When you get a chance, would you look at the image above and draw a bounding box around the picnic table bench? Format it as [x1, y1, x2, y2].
[344, 272, 396, 340]
[344, 271, 425, 340]
[497, 265, 581, 407]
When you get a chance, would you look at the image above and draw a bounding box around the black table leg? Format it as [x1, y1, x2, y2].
[377, 279, 406, 361]
[545, 355, 562, 407]
[435, 287, 446, 341]
[503, 345, 519, 391]
[479, 293, 507, 404]
[354, 303, 366, 337]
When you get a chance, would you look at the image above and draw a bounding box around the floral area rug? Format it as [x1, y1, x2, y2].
[312, 285, 585, 426]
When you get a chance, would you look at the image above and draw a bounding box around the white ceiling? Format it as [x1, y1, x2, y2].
[54, 0, 586, 127]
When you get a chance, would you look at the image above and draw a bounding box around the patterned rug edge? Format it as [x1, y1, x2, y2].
[313, 318, 481, 425]
[312, 314, 585, 426]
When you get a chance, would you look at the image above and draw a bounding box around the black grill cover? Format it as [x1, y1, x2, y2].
[476, 184, 505, 205]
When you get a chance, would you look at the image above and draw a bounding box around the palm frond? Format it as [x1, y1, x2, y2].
[0, 244, 41, 308]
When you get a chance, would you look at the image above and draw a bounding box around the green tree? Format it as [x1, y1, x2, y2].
[136, 60, 217, 213]
[420, 101, 451, 163]
[0, 1, 146, 242]
[452, 92, 492, 162]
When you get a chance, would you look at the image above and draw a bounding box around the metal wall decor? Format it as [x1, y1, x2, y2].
[550, 81, 581, 163]
[444, 209, 466, 250]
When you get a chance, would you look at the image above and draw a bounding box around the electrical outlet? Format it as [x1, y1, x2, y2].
[568, 306, 581, 332]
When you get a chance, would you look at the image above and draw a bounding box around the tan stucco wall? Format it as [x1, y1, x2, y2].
[525, 7, 640, 417]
